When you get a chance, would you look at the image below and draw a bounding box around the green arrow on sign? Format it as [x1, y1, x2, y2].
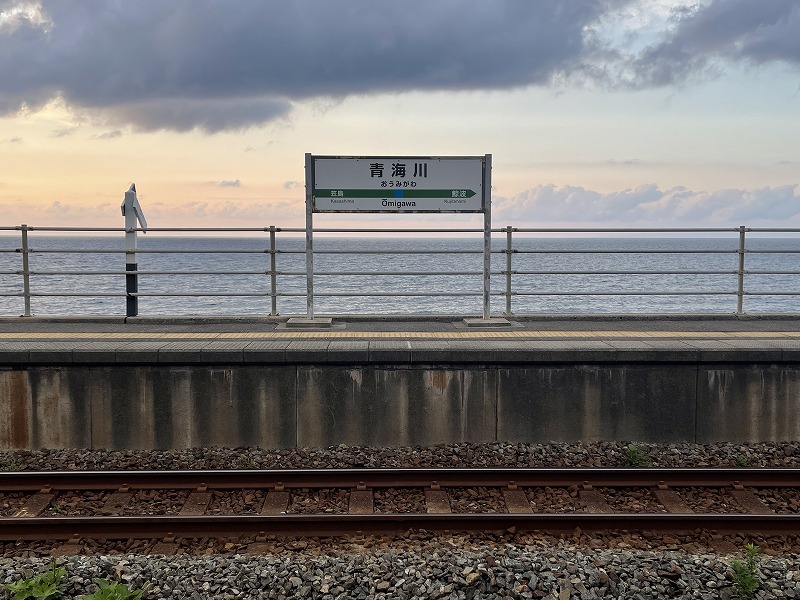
[316, 189, 477, 198]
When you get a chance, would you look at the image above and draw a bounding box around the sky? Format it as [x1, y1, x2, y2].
[0, 0, 798, 232]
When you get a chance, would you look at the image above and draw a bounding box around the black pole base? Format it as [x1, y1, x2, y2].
[126, 262, 138, 317]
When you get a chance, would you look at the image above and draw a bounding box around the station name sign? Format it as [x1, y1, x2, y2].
[310, 155, 487, 213]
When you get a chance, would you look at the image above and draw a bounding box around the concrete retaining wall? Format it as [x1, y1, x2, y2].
[2, 361, 800, 450]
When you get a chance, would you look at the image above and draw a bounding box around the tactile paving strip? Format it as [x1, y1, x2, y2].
[0, 330, 797, 341]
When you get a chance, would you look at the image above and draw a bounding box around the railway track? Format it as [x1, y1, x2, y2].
[1, 468, 799, 545]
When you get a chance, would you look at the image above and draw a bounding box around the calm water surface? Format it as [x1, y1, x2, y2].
[1, 236, 798, 316]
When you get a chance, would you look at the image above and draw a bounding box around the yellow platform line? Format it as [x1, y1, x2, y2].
[0, 330, 797, 341]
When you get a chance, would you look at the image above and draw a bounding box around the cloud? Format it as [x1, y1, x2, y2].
[3, 136, 22, 143]
[0, 0, 619, 132]
[94, 129, 121, 139]
[105, 98, 291, 133]
[217, 179, 241, 188]
[0, 199, 118, 224]
[51, 126, 75, 137]
[4, 183, 798, 228]
[493, 183, 800, 225]
[625, 0, 800, 86]
[0, 0, 50, 33]
[283, 181, 301, 190]
[146, 198, 298, 223]
[0, 0, 796, 131]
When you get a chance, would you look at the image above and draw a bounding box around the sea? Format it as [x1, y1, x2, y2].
[1, 235, 799, 316]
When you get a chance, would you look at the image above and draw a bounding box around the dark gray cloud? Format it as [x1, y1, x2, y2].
[107, 98, 291, 133]
[0, 0, 796, 132]
[0, 0, 618, 131]
[629, 0, 800, 86]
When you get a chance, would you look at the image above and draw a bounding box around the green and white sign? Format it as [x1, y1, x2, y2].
[302, 153, 493, 320]
[311, 156, 486, 212]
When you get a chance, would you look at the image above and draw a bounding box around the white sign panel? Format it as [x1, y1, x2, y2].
[312, 156, 485, 212]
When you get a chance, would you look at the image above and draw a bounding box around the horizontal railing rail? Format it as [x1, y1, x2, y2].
[2, 221, 800, 317]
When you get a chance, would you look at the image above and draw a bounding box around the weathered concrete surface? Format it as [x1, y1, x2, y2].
[698, 366, 800, 443]
[3, 367, 297, 450]
[3, 360, 800, 449]
[297, 367, 378, 448]
[497, 365, 697, 443]
[296, 367, 495, 447]
[28, 369, 92, 448]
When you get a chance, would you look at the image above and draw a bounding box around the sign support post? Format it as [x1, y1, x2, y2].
[305, 152, 315, 320]
[482, 154, 492, 320]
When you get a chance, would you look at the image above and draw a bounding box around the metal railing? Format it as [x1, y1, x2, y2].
[2, 222, 800, 317]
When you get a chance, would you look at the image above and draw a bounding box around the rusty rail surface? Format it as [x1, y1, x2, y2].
[3, 514, 800, 540]
[1, 468, 799, 541]
[2, 468, 799, 491]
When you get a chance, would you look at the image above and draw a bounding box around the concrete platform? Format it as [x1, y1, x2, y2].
[0, 316, 799, 364]
[1, 315, 800, 450]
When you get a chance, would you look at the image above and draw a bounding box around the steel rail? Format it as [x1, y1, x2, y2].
[12, 226, 754, 233]
[6, 225, 796, 234]
[0, 269, 698, 277]
[512, 228, 740, 233]
[22, 292, 127, 297]
[311, 271, 485, 276]
[27, 270, 271, 276]
[2, 513, 799, 540]
[302, 249, 484, 254]
[511, 290, 735, 296]
[23, 249, 125, 254]
[1, 468, 799, 491]
[746, 250, 800, 254]
[25, 249, 269, 254]
[130, 292, 272, 297]
[511, 249, 736, 254]
[509, 270, 738, 275]
[3, 468, 800, 540]
[13, 227, 126, 232]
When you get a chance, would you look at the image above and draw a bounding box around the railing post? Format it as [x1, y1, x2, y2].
[20, 224, 31, 317]
[269, 226, 278, 316]
[120, 184, 148, 318]
[736, 225, 746, 315]
[505, 225, 513, 316]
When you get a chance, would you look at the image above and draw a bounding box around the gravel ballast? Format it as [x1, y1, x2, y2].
[2, 441, 800, 471]
[2, 441, 800, 599]
[2, 538, 799, 600]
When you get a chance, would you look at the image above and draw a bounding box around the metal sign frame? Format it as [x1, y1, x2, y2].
[304, 153, 492, 319]
[311, 155, 487, 213]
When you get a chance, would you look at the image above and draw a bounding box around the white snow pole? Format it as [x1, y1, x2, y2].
[120, 183, 148, 317]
